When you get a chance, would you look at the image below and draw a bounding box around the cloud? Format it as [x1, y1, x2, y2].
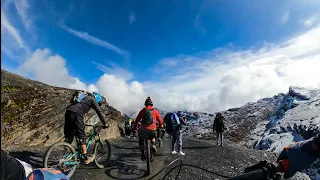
[61, 25, 131, 59]
[279, 11, 290, 24]
[129, 12, 136, 24]
[95, 74, 146, 114]
[1, 8, 27, 50]
[92, 61, 134, 81]
[14, 0, 32, 30]
[1, 7, 29, 60]
[193, 14, 207, 35]
[17, 48, 91, 91]
[160, 58, 178, 67]
[92, 26, 320, 115]
[300, 15, 319, 28]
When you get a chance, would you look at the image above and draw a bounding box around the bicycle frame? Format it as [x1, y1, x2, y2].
[64, 127, 100, 166]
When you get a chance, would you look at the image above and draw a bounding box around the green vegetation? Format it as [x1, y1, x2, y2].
[1, 85, 21, 92]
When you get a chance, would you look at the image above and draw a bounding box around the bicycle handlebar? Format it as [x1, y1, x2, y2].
[228, 160, 288, 180]
[85, 124, 109, 128]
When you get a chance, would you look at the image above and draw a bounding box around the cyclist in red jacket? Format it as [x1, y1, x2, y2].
[134, 97, 163, 161]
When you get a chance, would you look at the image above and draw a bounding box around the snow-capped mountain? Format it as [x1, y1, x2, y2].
[176, 86, 319, 180]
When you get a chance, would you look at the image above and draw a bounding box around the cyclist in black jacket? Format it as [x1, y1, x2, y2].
[64, 92, 108, 164]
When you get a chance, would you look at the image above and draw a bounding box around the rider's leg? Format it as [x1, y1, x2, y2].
[74, 115, 94, 164]
[151, 131, 157, 152]
[138, 129, 146, 160]
[172, 131, 177, 153]
[64, 111, 75, 145]
[177, 130, 184, 155]
[216, 132, 220, 146]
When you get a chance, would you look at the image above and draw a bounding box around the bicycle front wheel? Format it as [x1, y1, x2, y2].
[94, 140, 111, 168]
[145, 139, 151, 175]
[43, 142, 78, 178]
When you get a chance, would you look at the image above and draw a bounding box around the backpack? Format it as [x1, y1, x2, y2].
[141, 108, 154, 125]
[165, 112, 180, 135]
[70, 91, 90, 104]
[25, 168, 69, 180]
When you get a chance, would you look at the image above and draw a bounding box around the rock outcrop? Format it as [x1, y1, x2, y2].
[1, 69, 125, 150]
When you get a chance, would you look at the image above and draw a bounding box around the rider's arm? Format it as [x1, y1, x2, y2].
[155, 110, 163, 127]
[179, 117, 187, 126]
[90, 97, 107, 125]
[134, 110, 143, 129]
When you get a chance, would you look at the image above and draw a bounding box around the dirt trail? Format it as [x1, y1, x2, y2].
[8, 135, 308, 180]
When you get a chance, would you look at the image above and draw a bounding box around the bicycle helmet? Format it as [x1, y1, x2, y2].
[144, 97, 153, 106]
[92, 92, 103, 105]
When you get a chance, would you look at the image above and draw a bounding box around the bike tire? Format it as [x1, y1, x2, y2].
[146, 139, 151, 175]
[94, 140, 111, 169]
[43, 142, 77, 178]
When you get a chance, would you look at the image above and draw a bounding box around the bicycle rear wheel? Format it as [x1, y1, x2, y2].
[94, 140, 111, 168]
[43, 142, 78, 178]
[145, 139, 151, 175]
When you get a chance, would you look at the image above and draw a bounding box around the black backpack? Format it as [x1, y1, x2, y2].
[164, 113, 175, 135]
[141, 108, 154, 125]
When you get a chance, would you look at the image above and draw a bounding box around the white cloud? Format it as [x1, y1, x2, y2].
[280, 11, 290, 24]
[14, 0, 32, 30]
[129, 12, 136, 24]
[61, 25, 131, 59]
[300, 15, 319, 28]
[89, 26, 320, 115]
[160, 58, 178, 67]
[1, 8, 28, 51]
[17, 48, 89, 91]
[95, 74, 146, 114]
[1, 7, 30, 62]
[92, 61, 134, 81]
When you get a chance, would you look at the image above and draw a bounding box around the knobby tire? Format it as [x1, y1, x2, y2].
[43, 142, 78, 178]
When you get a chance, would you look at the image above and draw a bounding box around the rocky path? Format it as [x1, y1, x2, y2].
[8, 135, 310, 180]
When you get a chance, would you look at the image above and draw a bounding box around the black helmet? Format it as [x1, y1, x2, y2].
[144, 97, 153, 106]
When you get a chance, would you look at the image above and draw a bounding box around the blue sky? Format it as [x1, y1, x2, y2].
[2, 0, 320, 114]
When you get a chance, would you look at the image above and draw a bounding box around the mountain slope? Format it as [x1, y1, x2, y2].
[1, 69, 125, 150]
[180, 86, 320, 180]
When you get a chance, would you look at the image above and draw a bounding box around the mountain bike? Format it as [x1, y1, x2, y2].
[143, 137, 154, 175]
[43, 124, 111, 178]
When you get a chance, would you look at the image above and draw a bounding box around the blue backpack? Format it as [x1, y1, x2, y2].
[71, 91, 89, 104]
[25, 168, 69, 180]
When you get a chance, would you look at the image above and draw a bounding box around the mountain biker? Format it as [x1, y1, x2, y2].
[134, 97, 163, 161]
[124, 118, 133, 137]
[277, 133, 320, 179]
[64, 91, 108, 164]
[171, 111, 187, 155]
[212, 112, 226, 146]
